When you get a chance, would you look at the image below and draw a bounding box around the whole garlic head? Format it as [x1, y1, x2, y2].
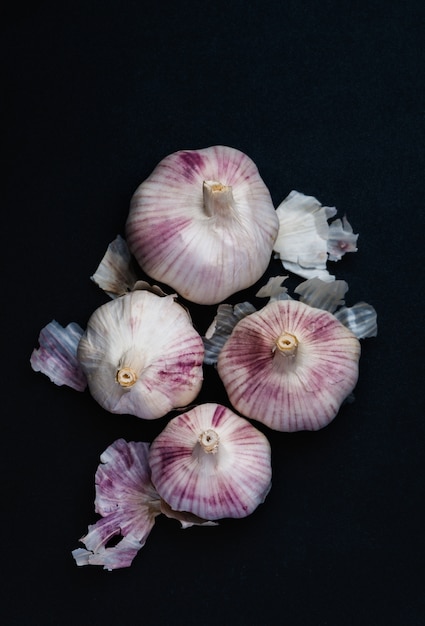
[149, 403, 272, 520]
[217, 299, 361, 431]
[77, 290, 204, 419]
[126, 146, 279, 304]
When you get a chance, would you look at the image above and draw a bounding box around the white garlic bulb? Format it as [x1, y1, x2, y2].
[217, 299, 361, 431]
[77, 290, 204, 420]
[126, 145, 279, 305]
[149, 403, 272, 520]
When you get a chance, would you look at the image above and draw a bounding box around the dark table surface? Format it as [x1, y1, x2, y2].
[2, 1, 424, 625]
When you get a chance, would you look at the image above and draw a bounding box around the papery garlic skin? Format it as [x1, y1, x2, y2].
[294, 277, 348, 313]
[274, 191, 336, 282]
[30, 320, 87, 391]
[327, 216, 358, 261]
[273, 191, 358, 282]
[334, 302, 378, 338]
[149, 403, 272, 520]
[90, 234, 138, 298]
[203, 301, 256, 365]
[217, 300, 361, 432]
[255, 275, 291, 302]
[72, 439, 161, 570]
[77, 290, 204, 420]
[126, 146, 279, 305]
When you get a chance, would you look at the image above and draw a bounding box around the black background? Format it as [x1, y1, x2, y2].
[2, 1, 425, 625]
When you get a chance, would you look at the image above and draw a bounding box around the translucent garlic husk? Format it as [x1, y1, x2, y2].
[126, 145, 279, 305]
[203, 301, 256, 365]
[273, 190, 358, 281]
[77, 290, 204, 420]
[149, 403, 272, 520]
[217, 299, 361, 431]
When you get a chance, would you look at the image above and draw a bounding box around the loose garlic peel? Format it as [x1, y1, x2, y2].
[217, 299, 361, 432]
[126, 146, 279, 304]
[149, 403, 272, 520]
[77, 290, 204, 420]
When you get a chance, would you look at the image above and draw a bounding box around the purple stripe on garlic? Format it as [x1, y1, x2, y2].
[77, 290, 204, 420]
[126, 146, 279, 304]
[217, 299, 361, 432]
[149, 403, 272, 520]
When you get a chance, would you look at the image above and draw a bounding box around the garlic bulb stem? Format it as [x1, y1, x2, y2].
[198, 429, 220, 454]
[202, 180, 235, 219]
[275, 332, 298, 357]
[116, 366, 138, 387]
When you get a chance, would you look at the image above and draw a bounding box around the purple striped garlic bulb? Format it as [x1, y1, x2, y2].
[77, 290, 204, 420]
[126, 146, 279, 305]
[148, 403, 272, 520]
[217, 299, 361, 431]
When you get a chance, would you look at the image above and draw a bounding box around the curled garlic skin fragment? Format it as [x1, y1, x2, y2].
[90, 234, 139, 298]
[30, 320, 87, 391]
[203, 301, 256, 365]
[327, 216, 358, 261]
[334, 302, 378, 338]
[149, 403, 272, 520]
[255, 275, 291, 302]
[72, 440, 161, 570]
[217, 299, 361, 432]
[294, 277, 348, 313]
[77, 290, 204, 420]
[126, 145, 279, 304]
[274, 190, 358, 281]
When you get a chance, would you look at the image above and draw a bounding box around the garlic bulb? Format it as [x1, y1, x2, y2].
[126, 146, 279, 304]
[217, 299, 361, 431]
[77, 290, 204, 419]
[149, 403, 272, 520]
